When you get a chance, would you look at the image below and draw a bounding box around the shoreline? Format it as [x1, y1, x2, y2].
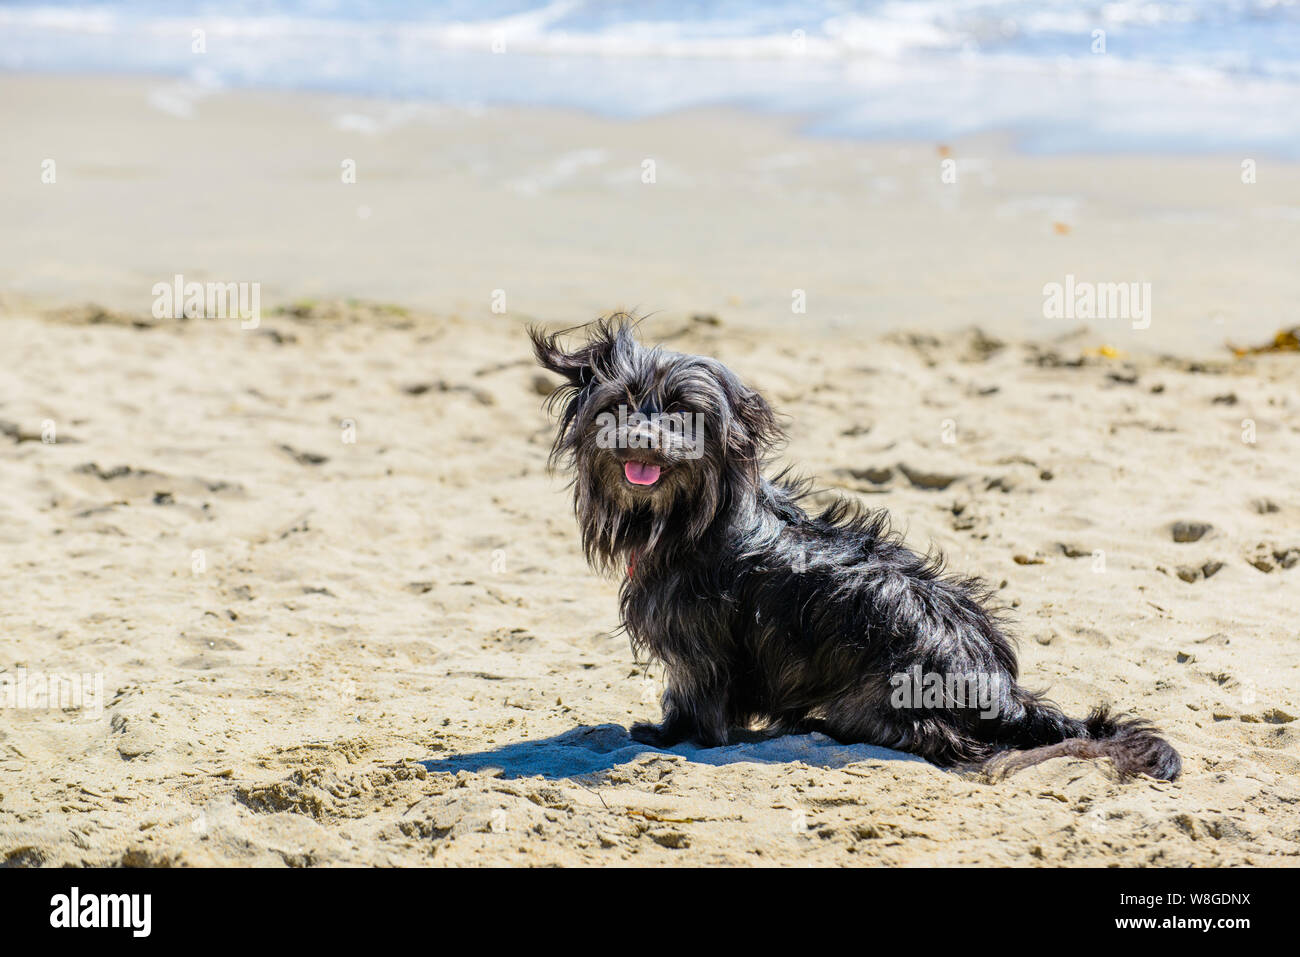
[4, 72, 1299, 357]
[12, 66, 1300, 164]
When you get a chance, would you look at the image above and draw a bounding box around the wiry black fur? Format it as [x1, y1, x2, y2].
[530, 315, 1182, 781]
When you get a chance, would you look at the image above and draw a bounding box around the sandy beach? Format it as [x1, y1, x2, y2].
[2, 74, 1299, 867]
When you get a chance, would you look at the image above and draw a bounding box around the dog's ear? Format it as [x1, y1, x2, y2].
[735, 385, 780, 455]
[715, 364, 782, 469]
[529, 327, 597, 387]
[528, 317, 631, 390]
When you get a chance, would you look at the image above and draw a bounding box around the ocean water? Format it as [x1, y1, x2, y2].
[1, 0, 1297, 154]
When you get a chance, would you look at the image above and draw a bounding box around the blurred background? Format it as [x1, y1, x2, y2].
[5, 1, 1300, 153]
[2, 1, 1297, 348]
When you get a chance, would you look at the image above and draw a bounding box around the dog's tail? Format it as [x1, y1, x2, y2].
[978, 689, 1182, 781]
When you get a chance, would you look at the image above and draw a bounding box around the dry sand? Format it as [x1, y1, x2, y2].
[1, 74, 1298, 867]
[3, 306, 1299, 866]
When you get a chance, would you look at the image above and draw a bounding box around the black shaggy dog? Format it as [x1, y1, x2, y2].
[531, 316, 1181, 781]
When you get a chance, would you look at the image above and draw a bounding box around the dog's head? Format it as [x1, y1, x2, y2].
[530, 315, 780, 568]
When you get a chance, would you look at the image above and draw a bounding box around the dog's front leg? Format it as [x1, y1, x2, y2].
[631, 682, 729, 748]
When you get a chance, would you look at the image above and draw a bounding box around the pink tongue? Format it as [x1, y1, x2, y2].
[624, 462, 662, 485]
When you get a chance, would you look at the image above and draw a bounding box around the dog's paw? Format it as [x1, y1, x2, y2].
[629, 721, 668, 747]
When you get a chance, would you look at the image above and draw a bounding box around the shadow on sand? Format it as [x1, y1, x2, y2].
[421, 723, 929, 780]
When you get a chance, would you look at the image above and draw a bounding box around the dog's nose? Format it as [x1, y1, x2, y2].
[628, 422, 658, 444]
[611, 429, 672, 466]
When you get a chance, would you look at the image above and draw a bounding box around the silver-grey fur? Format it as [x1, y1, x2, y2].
[531, 316, 1182, 781]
